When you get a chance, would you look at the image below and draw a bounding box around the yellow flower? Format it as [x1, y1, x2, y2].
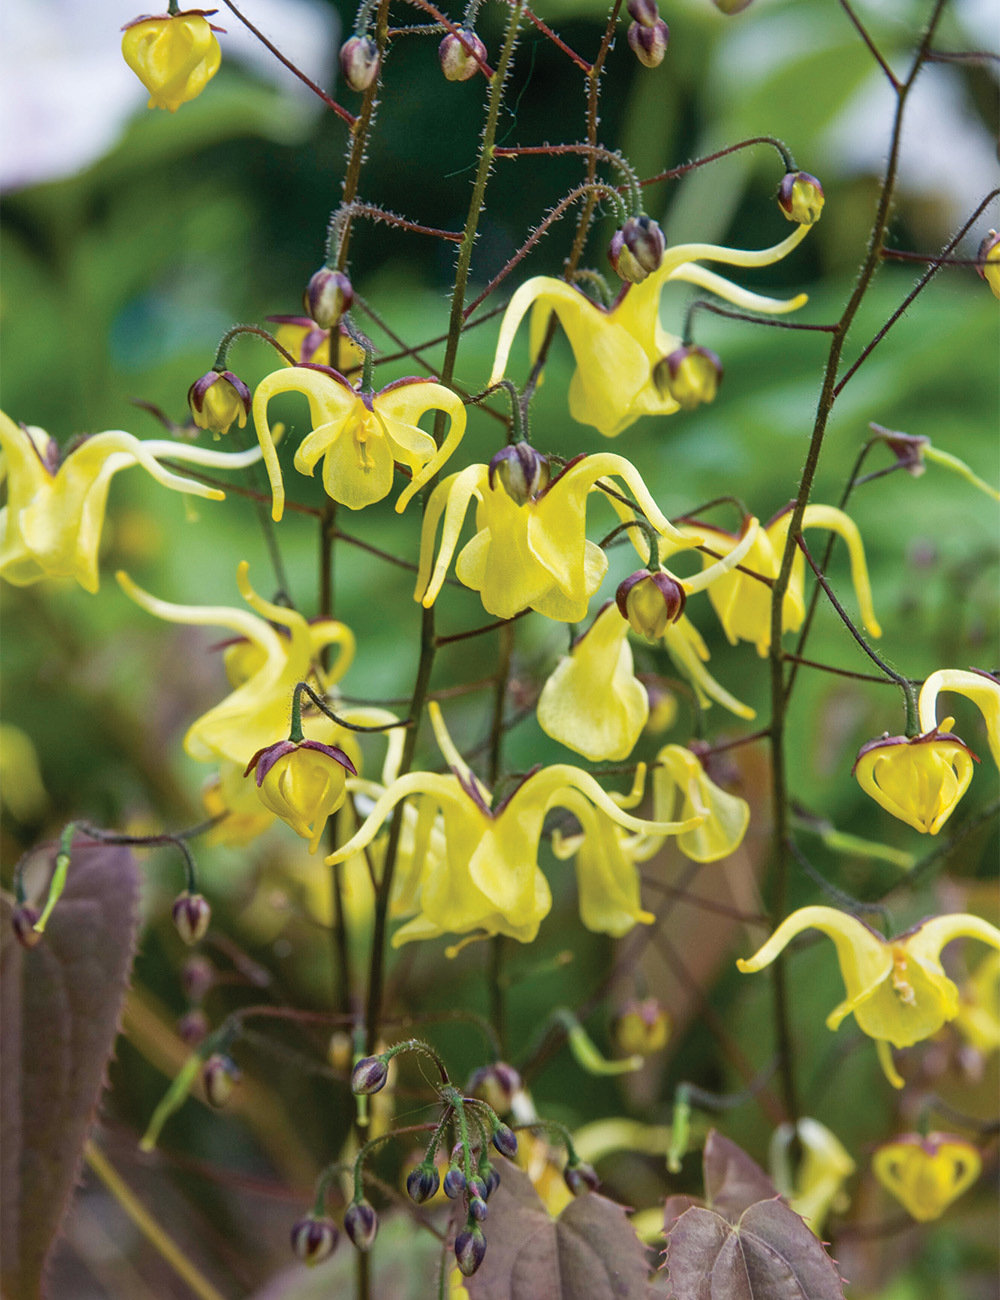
[489, 227, 810, 437]
[252, 367, 466, 516]
[977, 230, 1000, 300]
[614, 998, 671, 1056]
[777, 171, 825, 226]
[660, 615, 756, 719]
[0, 412, 265, 593]
[117, 561, 355, 768]
[679, 504, 881, 657]
[770, 1118, 855, 1236]
[121, 12, 222, 112]
[266, 316, 366, 370]
[188, 370, 251, 436]
[872, 1133, 981, 1221]
[954, 951, 1000, 1055]
[326, 703, 703, 946]
[245, 738, 356, 854]
[919, 668, 1000, 769]
[415, 452, 701, 623]
[736, 905, 1000, 1087]
[651, 743, 750, 862]
[853, 727, 978, 834]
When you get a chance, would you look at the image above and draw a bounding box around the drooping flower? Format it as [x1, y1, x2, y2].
[853, 727, 978, 834]
[0, 412, 266, 593]
[736, 906, 1000, 1086]
[188, 370, 251, 436]
[489, 227, 811, 436]
[677, 504, 881, 657]
[415, 452, 701, 623]
[770, 1118, 855, 1236]
[245, 738, 357, 854]
[121, 11, 222, 112]
[918, 668, 1000, 769]
[872, 1134, 981, 1221]
[651, 744, 750, 862]
[325, 704, 703, 946]
[252, 366, 466, 516]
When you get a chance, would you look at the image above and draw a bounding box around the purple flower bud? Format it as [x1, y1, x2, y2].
[340, 35, 380, 92]
[777, 171, 825, 226]
[563, 1160, 601, 1195]
[11, 904, 42, 949]
[627, 0, 660, 26]
[469, 1195, 488, 1222]
[488, 442, 550, 506]
[468, 1175, 488, 1203]
[443, 1165, 467, 1198]
[304, 268, 354, 330]
[351, 1055, 389, 1095]
[491, 1124, 518, 1159]
[483, 1165, 501, 1197]
[406, 1162, 441, 1204]
[344, 1199, 378, 1251]
[467, 1062, 522, 1114]
[290, 1214, 339, 1265]
[608, 215, 666, 283]
[202, 1053, 241, 1108]
[616, 571, 687, 639]
[181, 953, 215, 1003]
[627, 18, 669, 67]
[439, 28, 487, 82]
[176, 1008, 210, 1046]
[455, 1224, 487, 1276]
[172, 891, 211, 945]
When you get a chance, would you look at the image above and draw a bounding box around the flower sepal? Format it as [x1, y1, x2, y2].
[616, 570, 686, 638]
[188, 370, 251, 436]
[778, 171, 825, 225]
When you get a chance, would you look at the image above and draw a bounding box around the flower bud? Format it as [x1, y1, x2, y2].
[491, 1124, 518, 1159]
[181, 953, 215, 1002]
[303, 268, 354, 330]
[340, 35, 380, 92]
[344, 1199, 378, 1251]
[455, 1223, 487, 1276]
[187, 370, 251, 436]
[627, 18, 669, 68]
[467, 1175, 489, 1203]
[406, 1162, 441, 1204]
[627, 0, 661, 26]
[121, 13, 222, 113]
[482, 1164, 501, 1197]
[351, 1055, 389, 1095]
[439, 28, 487, 81]
[202, 1053, 241, 1107]
[654, 346, 723, 411]
[177, 1008, 210, 1046]
[564, 1160, 601, 1195]
[11, 904, 42, 949]
[616, 571, 687, 639]
[608, 215, 666, 283]
[467, 1062, 522, 1115]
[977, 230, 1000, 300]
[291, 1214, 339, 1265]
[172, 891, 211, 945]
[614, 997, 671, 1056]
[443, 1164, 467, 1198]
[469, 1194, 488, 1221]
[488, 442, 550, 506]
[777, 171, 825, 226]
[245, 738, 357, 855]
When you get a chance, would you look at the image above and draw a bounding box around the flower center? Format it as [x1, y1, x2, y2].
[891, 947, 917, 1006]
[353, 413, 377, 471]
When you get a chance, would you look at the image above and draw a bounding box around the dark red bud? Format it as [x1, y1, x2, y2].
[455, 1224, 487, 1276]
[627, 18, 668, 67]
[304, 268, 354, 330]
[291, 1214, 339, 1265]
[339, 35, 380, 91]
[351, 1055, 389, 1095]
[172, 891, 211, 945]
[344, 1199, 378, 1251]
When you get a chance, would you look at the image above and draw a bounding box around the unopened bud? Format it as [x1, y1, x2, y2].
[491, 1124, 518, 1159]
[304, 268, 353, 330]
[564, 1160, 601, 1195]
[181, 953, 215, 1002]
[455, 1223, 487, 1276]
[469, 1194, 488, 1221]
[482, 1164, 501, 1197]
[443, 1164, 467, 1198]
[406, 1162, 441, 1204]
[439, 28, 487, 81]
[627, 18, 669, 68]
[777, 171, 825, 226]
[11, 904, 42, 949]
[467, 1062, 522, 1115]
[488, 442, 550, 506]
[627, 0, 660, 25]
[977, 230, 1000, 300]
[291, 1214, 339, 1265]
[202, 1053, 241, 1107]
[177, 1008, 210, 1046]
[188, 370, 252, 436]
[351, 1055, 389, 1095]
[339, 35, 380, 91]
[608, 215, 666, 283]
[344, 1199, 378, 1251]
[172, 891, 211, 945]
[616, 571, 686, 638]
[654, 346, 723, 411]
[468, 1175, 488, 1203]
[614, 997, 671, 1056]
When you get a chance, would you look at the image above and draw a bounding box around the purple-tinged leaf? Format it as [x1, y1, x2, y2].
[463, 1163, 651, 1300]
[1, 841, 140, 1300]
[702, 1130, 778, 1219]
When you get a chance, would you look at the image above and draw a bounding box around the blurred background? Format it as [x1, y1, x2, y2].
[1, 0, 998, 1296]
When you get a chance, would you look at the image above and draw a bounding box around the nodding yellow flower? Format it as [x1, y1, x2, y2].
[678, 504, 881, 657]
[489, 227, 810, 437]
[0, 412, 265, 593]
[121, 12, 222, 112]
[117, 562, 355, 768]
[872, 1133, 981, 1221]
[245, 738, 356, 854]
[954, 951, 1000, 1055]
[414, 452, 701, 623]
[770, 1118, 855, 1236]
[326, 703, 703, 946]
[853, 727, 978, 834]
[919, 668, 1000, 769]
[651, 744, 750, 862]
[252, 367, 466, 517]
[737, 906, 1000, 1087]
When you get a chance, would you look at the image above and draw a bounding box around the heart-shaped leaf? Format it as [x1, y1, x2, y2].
[1, 841, 140, 1300]
[703, 1131, 779, 1219]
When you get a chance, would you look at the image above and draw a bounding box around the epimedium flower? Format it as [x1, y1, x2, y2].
[244, 738, 357, 854]
[121, 10, 222, 113]
[677, 503, 881, 657]
[415, 451, 702, 623]
[325, 703, 704, 947]
[853, 727, 978, 835]
[736, 905, 1000, 1087]
[188, 369, 251, 437]
[252, 365, 467, 516]
[650, 744, 750, 863]
[872, 1134, 981, 1221]
[0, 412, 265, 593]
[770, 1118, 855, 1237]
[489, 226, 811, 437]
